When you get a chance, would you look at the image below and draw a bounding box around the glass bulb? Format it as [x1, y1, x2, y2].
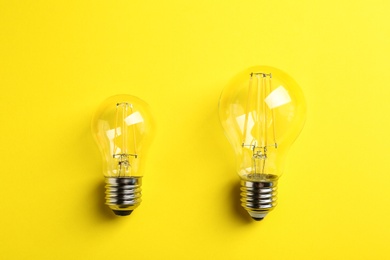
[92, 94, 155, 216]
[219, 66, 306, 221]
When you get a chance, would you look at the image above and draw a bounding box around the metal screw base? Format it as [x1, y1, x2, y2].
[240, 179, 278, 221]
[105, 177, 142, 216]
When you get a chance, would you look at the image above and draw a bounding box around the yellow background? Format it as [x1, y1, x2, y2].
[1, 0, 389, 259]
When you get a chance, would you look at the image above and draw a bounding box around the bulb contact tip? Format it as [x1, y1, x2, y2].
[252, 217, 264, 221]
[112, 210, 133, 216]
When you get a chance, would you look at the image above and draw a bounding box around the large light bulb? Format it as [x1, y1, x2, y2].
[92, 95, 155, 216]
[219, 66, 306, 221]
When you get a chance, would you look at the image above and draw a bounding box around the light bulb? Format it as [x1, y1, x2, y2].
[219, 66, 306, 221]
[92, 95, 155, 216]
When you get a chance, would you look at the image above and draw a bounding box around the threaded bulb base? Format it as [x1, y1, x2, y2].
[105, 177, 142, 216]
[240, 179, 278, 221]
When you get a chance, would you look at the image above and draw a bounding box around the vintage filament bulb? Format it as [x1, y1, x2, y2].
[92, 95, 154, 216]
[219, 66, 306, 220]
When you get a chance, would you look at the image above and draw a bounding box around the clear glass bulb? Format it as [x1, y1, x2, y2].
[92, 94, 155, 216]
[219, 66, 306, 221]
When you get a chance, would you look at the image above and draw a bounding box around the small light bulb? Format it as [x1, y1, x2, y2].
[92, 95, 155, 216]
[219, 66, 306, 221]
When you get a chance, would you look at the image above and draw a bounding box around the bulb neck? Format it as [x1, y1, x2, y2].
[240, 178, 278, 221]
[105, 177, 142, 216]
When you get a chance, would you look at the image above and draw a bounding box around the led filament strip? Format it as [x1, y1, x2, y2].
[113, 102, 138, 177]
[242, 73, 277, 175]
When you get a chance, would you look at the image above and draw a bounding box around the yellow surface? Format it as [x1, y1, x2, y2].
[1, 0, 389, 259]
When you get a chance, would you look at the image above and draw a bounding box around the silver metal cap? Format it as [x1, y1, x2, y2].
[240, 179, 278, 221]
[105, 177, 142, 216]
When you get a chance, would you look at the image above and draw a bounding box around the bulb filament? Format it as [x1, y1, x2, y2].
[112, 102, 138, 176]
[242, 72, 278, 174]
